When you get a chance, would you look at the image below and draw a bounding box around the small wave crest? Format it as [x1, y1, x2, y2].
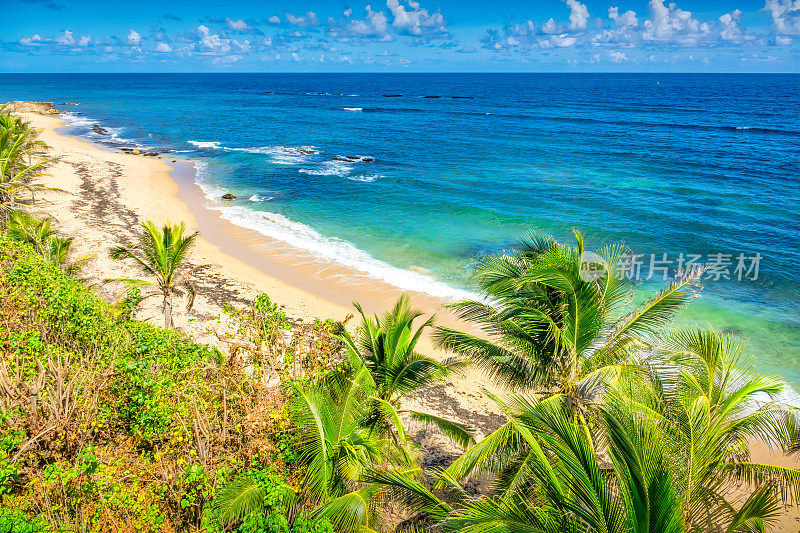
[188, 140, 222, 149]
[343, 107, 363, 112]
[249, 194, 274, 202]
[191, 161, 467, 299]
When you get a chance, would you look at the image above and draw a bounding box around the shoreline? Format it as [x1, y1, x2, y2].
[22, 109, 509, 440]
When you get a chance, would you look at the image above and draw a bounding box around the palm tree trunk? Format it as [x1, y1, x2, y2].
[163, 290, 173, 329]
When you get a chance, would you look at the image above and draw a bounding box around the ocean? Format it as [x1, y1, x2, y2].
[2, 73, 799, 385]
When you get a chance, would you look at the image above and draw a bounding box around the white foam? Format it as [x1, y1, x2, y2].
[59, 111, 95, 128]
[188, 140, 222, 149]
[298, 160, 353, 177]
[191, 161, 474, 301]
[343, 107, 363, 112]
[347, 174, 380, 182]
[249, 194, 274, 202]
[225, 145, 320, 165]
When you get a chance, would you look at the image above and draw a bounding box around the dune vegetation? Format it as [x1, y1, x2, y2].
[1, 107, 799, 533]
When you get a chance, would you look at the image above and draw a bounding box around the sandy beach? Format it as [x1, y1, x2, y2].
[15, 109, 800, 530]
[19, 110, 509, 446]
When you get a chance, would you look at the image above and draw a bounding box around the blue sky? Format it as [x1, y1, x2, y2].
[2, 0, 798, 71]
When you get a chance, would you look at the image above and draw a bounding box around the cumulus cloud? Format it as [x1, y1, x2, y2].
[765, 0, 800, 35]
[127, 29, 142, 46]
[57, 30, 75, 45]
[224, 18, 255, 33]
[565, 0, 590, 31]
[155, 41, 172, 52]
[328, 6, 393, 43]
[386, 0, 450, 39]
[610, 50, 629, 61]
[286, 11, 319, 27]
[19, 34, 43, 46]
[609, 6, 638, 27]
[642, 0, 711, 44]
[78, 35, 91, 47]
[268, 15, 281, 24]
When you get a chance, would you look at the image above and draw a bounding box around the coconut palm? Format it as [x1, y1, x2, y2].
[376, 392, 784, 533]
[434, 230, 701, 418]
[108, 220, 200, 328]
[640, 328, 800, 531]
[339, 294, 475, 450]
[433, 328, 798, 532]
[0, 122, 53, 224]
[6, 210, 85, 274]
[216, 370, 409, 532]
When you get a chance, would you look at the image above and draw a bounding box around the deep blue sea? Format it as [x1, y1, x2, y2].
[2, 73, 799, 385]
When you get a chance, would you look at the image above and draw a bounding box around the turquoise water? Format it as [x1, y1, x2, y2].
[2, 73, 799, 384]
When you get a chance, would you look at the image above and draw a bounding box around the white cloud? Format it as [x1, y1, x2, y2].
[541, 18, 559, 34]
[196, 25, 231, 53]
[765, 0, 800, 35]
[225, 18, 252, 32]
[155, 41, 172, 52]
[286, 12, 319, 27]
[291, 51, 302, 61]
[775, 34, 793, 44]
[642, 0, 712, 44]
[386, 0, 449, 39]
[57, 30, 74, 45]
[566, 0, 590, 31]
[78, 35, 91, 46]
[20, 34, 42, 45]
[719, 9, 744, 41]
[611, 50, 629, 62]
[609, 6, 638, 27]
[127, 29, 142, 46]
[327, 5, 392, 43]
[268, 15, 281, 24]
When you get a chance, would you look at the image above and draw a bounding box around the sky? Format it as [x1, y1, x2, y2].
[2, 0, 798, 72]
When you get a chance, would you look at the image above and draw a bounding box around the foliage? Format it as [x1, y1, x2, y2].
[108, 220, 200, 328]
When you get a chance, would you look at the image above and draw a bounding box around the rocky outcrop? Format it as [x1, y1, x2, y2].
[221, 193, 237, 200]
[92, 124, 108, 135]
[4, 101, 59, 115]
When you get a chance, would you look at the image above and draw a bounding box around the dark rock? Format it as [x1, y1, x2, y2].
[120, 147, 134, 152]
[362, 157, 374, 162]
[92, 124, 108, 135]
[332, 157, 350, 162]
[422, 95, 440, 98]
[383, 94, 403, 97]
[221, 193, 237, 200]
[58, 102, 78, 105]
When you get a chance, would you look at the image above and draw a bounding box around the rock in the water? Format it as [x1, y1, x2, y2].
[221, 193, 237, 200]
[5, 101, 59, 115]
[131, 149, 141, 155]
[59, 102, 78, 105]
[92, 124, 108, 135]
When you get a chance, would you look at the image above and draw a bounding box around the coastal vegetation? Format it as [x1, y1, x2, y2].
[1, 107, 799, 532]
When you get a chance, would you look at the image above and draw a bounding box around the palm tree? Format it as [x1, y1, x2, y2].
[6, 210, 85, 274]
[216, 370, 407, 532]
[432, 328, 799, 532]
[639, 328, 800, 531]
[434, 230, 701, 418]
[376, 392, 784, 533]
[339, 294, 475, 450]
[108, 220, 200, 328]
[0, 117, 53, 224]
